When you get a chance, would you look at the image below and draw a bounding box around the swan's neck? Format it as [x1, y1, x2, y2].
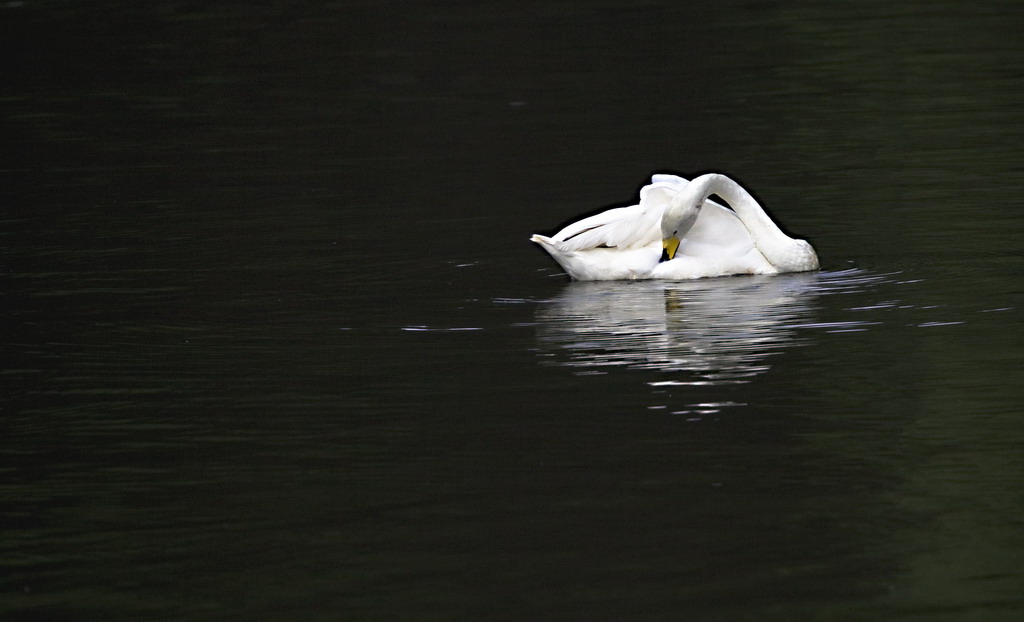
[688, 174, 800, 265]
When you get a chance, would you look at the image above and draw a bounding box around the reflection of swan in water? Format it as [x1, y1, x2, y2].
[535, 272, 828, 384]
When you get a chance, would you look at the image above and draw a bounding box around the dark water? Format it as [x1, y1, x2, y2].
[3, 1, 1023, 620]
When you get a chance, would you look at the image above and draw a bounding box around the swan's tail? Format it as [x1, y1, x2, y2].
[530, 234, 565, 263]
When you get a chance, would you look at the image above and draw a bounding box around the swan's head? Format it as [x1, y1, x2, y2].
[660, 198, 703, 262]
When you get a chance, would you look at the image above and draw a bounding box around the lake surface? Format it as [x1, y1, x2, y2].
[2, 1, 1023, 620]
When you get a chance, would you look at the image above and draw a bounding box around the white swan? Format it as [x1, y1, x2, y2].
[530, 172, 819, 280]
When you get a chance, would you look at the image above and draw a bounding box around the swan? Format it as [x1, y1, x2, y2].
[530, 172, 819, 280]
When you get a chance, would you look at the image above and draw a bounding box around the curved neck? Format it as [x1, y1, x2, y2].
[683, 174, 797, 260]
[694, 174, 787, 235]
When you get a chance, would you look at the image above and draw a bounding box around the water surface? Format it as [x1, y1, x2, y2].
[2, 1, 1023, 620]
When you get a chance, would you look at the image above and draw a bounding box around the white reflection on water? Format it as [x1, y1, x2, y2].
[534, 269, 888, 385]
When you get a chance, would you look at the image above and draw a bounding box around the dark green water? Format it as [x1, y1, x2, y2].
[2, 1, 1022, 620]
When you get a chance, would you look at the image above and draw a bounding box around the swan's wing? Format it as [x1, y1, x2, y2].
[549, 203, 663, 251]
[638, 181, 682, 210]
[547, 175, 687, 252]
[554, 176, 696, 251]
[541, 175, 696, 253]
[649, 173, 689, 188]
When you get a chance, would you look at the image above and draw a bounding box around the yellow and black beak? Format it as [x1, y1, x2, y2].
[661, 236, 680, 262]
